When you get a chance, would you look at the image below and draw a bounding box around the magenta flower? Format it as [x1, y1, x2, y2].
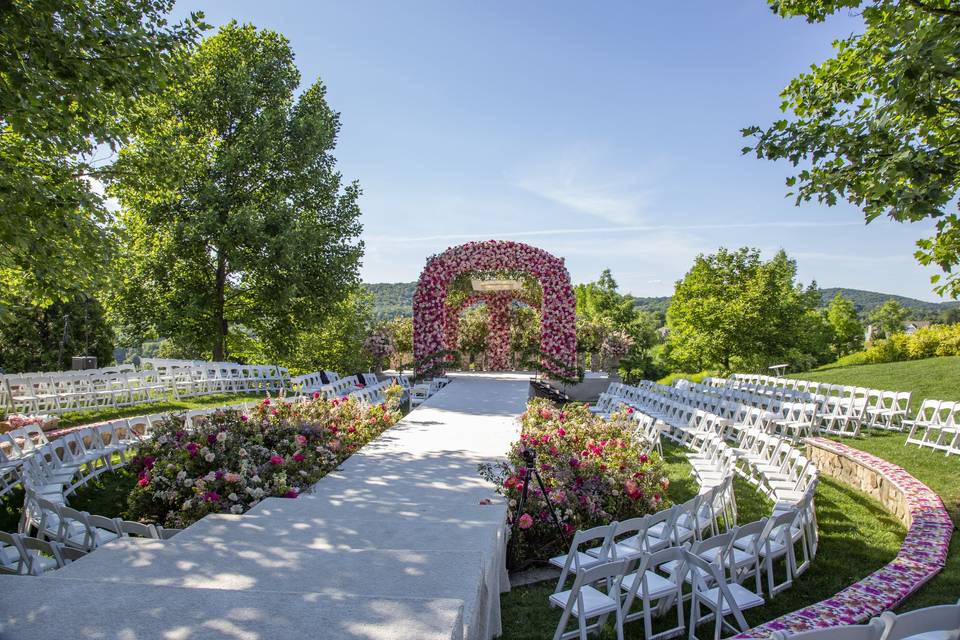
[518, 513, 534, 530]
[270, 455, 285, 465]
[293, 453, 305, 462]
[186, 442, 199, 457]
[284, 489, 299, 498]
[202, 491, 220, 502]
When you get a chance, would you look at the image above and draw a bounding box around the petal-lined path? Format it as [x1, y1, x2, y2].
[0, 372, 530, 640]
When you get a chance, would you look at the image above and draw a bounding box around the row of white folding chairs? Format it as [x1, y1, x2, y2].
[2, 370, 167, 415]
[141, 359, 290, 394]
[548, 489, 815, 640]
[19, 487, 179, 556]
[903, 399, 960, 456]
[0, 530, 86, 575]
[727, 375, 914, 432]
[772, 599, 960, 640]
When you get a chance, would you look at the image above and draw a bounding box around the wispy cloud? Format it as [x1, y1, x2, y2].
[510, 145, 654, 224]
[364, 219, 865, 246]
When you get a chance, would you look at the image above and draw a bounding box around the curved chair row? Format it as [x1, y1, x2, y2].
[732, 439, 953, 639]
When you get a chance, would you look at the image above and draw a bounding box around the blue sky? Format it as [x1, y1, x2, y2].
[171, 1, 945, 301]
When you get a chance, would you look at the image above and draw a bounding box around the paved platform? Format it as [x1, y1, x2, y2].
[0, 372, 530, 640]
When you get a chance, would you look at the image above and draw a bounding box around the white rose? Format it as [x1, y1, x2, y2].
[204, 452, 215, 463]
[228, 493, 238, 501]
[184, 479, 193, 487]
[216, 431, 227, 442]
[230, 504, 243, 514]
[182, 500, 192, 510]
[176, 470, 187, 481]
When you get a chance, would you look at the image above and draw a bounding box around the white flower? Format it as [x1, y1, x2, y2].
[228, 493, 239, 502]
[204, 472, 217, 482]
[182, 499, 193, 510]
[509, 499, 517, 508]
[204, 452, 215, 463]
[184, 479, 193, 487]
[250, 475, 261, 484]
[216, 431, 227, 442]
[230, 504, 243, 514]
[176, 470, 187, 481]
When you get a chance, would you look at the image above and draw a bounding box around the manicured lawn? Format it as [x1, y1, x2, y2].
[499, 444, 905, 639]
[56, 392, 261, 428]
[793, 356, 960, 407]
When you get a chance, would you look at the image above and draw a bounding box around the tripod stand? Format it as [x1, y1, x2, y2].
[511, 448, 568, 545]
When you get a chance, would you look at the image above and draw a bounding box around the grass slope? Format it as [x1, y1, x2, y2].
[794, 357, 960, 406]
[499, 445, 904, 639]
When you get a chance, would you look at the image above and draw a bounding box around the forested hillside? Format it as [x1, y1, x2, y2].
[364, 283, 958, 322]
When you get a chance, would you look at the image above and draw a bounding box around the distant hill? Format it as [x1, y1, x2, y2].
[363, 282, 416, 320]
[818, 288, 959, 319]
[364, 282, 958, 322]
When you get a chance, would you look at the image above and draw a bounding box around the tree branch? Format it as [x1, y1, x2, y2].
[905, 0, 960, 18]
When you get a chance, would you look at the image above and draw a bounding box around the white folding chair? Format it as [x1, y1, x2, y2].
[549, 558, 629, 640]
[685, 550, 764, 640]
[880, 599, 960, 640]
[771, 617, 889, 639]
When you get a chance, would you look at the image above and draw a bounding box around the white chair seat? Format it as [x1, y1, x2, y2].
[897, 633, 955, 640]
[549, 585, 619, 617]
[620, 570, 676, 599]
[549, 551, 603, 570]
[701, 582, 764, 613]
[65, 526, 118, 547]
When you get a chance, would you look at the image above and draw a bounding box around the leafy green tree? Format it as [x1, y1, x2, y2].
[0, 293, 114, 373]
[665, 248, 820, 371]
[285, 292, 373, 375]
[575, 269, 638, 327]
[0, 0, 204, 311]
[109, 23, 363, 361]
[744, 0, 960, 297]
[510, 305, 540, 355]
[941, 306, 960, 325]
[825, 294, 865, 356]
[383, 316, 414, 365]
[869, 299, 910, 339]
[458, 306, 490, 360]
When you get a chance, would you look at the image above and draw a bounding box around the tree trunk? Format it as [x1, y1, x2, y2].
[213, 254, 227, 361]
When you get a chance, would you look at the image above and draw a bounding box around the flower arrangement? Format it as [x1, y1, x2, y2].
[0, 414, 59, 433]
[479, 398, 669, 567]
[126, 391, 402, 528]
[413, 240, 577, 378]
[363, 329, 395, 370]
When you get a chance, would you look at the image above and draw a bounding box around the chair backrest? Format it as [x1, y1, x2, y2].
[880, 599, 960, 640]
[555, 523, 616, 588]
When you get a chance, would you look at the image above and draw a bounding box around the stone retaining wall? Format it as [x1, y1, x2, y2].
[806, 440, 913, 527]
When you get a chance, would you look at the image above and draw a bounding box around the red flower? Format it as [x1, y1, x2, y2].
[293, 453, 305, 462]
[270, 455, 285, 465]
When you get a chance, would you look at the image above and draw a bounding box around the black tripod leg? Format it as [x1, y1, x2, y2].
[532, 469, 568, 545]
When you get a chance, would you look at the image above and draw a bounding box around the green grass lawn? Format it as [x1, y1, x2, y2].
[793, 356, 960, 407]
[56, 392, 262, 428]
[499, 444, 905, 639]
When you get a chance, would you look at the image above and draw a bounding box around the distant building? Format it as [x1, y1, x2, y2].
[865, 320, 932, 341]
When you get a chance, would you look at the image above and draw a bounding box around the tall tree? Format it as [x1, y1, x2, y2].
[744, 0, 960, 297]
[0, 0, 204, 311]
[825, 294, 865, 356]
[665, 248, 820, 371]
[109, 23, 363, 361]
[869, 299, 910, 338]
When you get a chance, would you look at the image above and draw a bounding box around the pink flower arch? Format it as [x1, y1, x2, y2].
[444, 291, 540, 370]
[413, 240, 577, 377]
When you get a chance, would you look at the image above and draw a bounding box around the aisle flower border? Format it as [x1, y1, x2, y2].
[414, 240, 576, 377]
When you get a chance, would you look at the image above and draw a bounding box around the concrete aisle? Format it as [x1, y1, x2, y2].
[0, 373, 530, 640]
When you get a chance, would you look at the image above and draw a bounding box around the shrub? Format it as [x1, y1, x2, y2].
[816, 324, 960, 370]
[480, 398, 669, 568]
[126, 389, 402, 528]
[656, 370, 720, 386]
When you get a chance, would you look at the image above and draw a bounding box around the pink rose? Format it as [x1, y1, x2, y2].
[270, 455, 285, 465]
[518, 513, 534, 530]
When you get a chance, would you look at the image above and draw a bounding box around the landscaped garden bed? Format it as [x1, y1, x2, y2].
[480, 398, 669, 568]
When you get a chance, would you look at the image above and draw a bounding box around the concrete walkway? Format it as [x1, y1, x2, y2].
[0, 372, 530, 640]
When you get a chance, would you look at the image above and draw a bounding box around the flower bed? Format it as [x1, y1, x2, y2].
[480, 398, 669, 567]
[127, 391, 402, 528]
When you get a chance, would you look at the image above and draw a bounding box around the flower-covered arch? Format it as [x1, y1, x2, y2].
[413, 240, 576, 377]
[444, 290, 540, 370]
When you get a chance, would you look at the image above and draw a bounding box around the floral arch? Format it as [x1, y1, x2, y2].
[413, 240, 577, 378]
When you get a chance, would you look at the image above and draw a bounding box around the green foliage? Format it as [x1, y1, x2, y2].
[0, 293, 114, 373]
[509, 305, 540, 354]
[826, 294, 865, 356]
[656, 370, 721, 386]
[819, 287, 957, 319]
[108, 22, 363, 361]
[665, 247, 823, 372]
[457, 305, 490, 357]
[363, 282, 417, 320]
[575, 270, 662, 378]
[0, 0, 204, 312]
[819, 324, 960, 368]
[284, 292, 374, 376]
[382, 316, 413, 369]
[869, 299, 911, 339]
[745, 0, 960, 297]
